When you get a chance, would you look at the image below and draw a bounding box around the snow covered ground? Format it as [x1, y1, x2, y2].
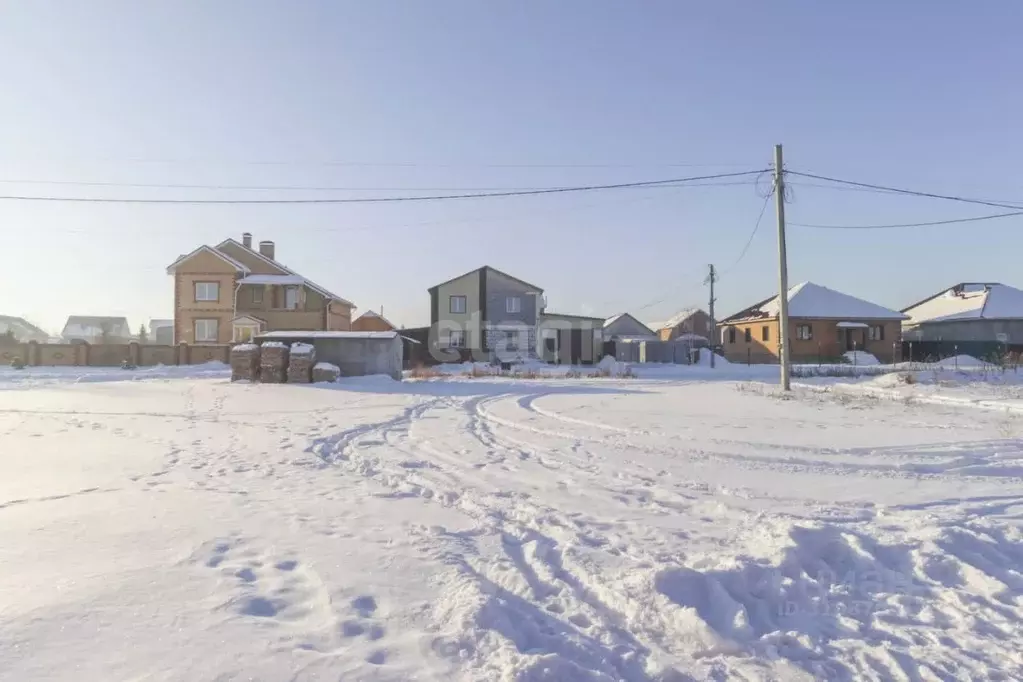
[3, 366, 1023, 680]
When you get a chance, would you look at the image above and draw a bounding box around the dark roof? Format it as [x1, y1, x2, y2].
[720, 293, 777, 324]
[427, 265, 544, 294]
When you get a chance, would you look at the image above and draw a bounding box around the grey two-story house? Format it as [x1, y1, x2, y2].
[428, 265, 544, 361]
[428, 265, 605, 364]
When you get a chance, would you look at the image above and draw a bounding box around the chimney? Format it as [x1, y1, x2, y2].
[242, 232, 252, 248]
[258, 240, 275, 260]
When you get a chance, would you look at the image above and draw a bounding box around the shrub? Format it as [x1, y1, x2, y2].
[10, 356, 25, 370]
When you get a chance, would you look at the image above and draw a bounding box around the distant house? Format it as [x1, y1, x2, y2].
[603, 313, 656, 342]
[149, 319, 174, 345]
[428, 265, 603, 364]
[902, 283, 1023, 344]
[166, 233, 355, 344]
[0, 316, 49, 343]
[352, 310, 396, 332]
[62, 316, 133, 344]
[653, 308, 712, 342]
[719, 282, 907, 363]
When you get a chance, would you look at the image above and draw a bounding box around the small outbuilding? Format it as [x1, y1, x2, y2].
[254, 331, 403, 380]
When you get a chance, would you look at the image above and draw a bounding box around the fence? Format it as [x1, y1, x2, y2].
[901, 340, 1023, 365]
[0, 340, 231, 367]
[606, 338, 707, 365]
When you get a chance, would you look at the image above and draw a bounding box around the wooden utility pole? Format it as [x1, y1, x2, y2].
[706, 264, 717, 368]
[774, 144, 791, 390]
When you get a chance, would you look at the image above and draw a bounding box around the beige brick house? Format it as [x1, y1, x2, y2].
[719, 282, 907, 364]
[166, 233, 355, 344]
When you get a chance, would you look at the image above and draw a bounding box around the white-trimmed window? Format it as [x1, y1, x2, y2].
[194, 282, 220, 302]
[796, 324, 813, 340]
[285, 287, 300, 310]
[251, 287, 263, 304]
[868, 325, 885, 341]
[448, 330, 466, 348]
[450, 295, 467, 314]
[233, 324, 257, 342]
[195, 319, 219, 343]
[506, 296, 521, 314]
[504, 330, 519, 351]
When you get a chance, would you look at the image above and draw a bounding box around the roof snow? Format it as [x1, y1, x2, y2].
[726, 282, 907, 322]
[904, 283, 1023, 324]
[658, 308, 701, 330]
[356, 310, 396, 328]
[258, 331, 399, 340]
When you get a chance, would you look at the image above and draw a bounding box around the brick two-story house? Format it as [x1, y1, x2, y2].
[166, 233, 355, 344]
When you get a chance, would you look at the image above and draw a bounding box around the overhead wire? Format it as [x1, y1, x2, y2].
[787, 170, 1023, 211]
[0, 169, 770, 204]
[791, 210, 1023, 230]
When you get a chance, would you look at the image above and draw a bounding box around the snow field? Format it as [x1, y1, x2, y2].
[2, 369, 1023, 680]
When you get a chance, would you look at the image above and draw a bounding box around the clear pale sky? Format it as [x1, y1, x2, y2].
[1, 1, 1021, 334]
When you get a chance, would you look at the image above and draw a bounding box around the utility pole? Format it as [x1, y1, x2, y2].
[774, 144, 791, 390]
[705, 264, 717, 368]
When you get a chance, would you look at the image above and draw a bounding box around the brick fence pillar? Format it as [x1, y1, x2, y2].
[129, 341, 141, 366]
[75, 342, 89, 366]
[177, 341, 189, 365]
[27, 341, 38, 366]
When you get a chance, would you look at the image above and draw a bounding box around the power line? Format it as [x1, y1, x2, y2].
[720, 193, 772, 274]
[788, 170, 1023, 211]
[789, 181, 1023, 205]
[791, 210, 1023, 230]
[0, 156, 758, 169]
[0, 169, 769, 205]
[0, 177, 757, 193]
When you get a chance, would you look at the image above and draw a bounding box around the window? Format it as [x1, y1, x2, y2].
[744, 328, 752, 343]
[727, 327, 736, 344]
[448, 330, 466, 348]
[252, 287, 263, 304]
[194, 282, 219, 302]
[450, 295, 467, 314]
[285, 287, 299, 310]
[504, 330, 519, 351]
[506, 296, 521, 314]
[869, 325, 885, 341]
[194, 319, 219, 343]
[761, 326, 770, 342]
[796, 324, 813, 340]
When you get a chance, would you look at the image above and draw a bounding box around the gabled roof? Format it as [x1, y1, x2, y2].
[215, 239, 354, 307]
[603, 312, 654, 333]
[722, 282, 908, 323]
[62, 316, 132, 337]
[165, 245, 250, 275]
[0, 315, 48, 339]
[658, 307, 703, 330]
[903, 283, 1023, 324]
[427, 265, 544, 294]
[355, 310, 396, 328]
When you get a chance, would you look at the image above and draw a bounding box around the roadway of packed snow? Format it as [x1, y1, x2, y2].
[2, 364, 1023, 681]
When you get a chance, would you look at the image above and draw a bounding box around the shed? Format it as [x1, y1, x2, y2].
[254, 331, 403, 380]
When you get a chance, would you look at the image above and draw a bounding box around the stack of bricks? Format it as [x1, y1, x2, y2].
[259, 342, 289, 383]
[312, 361, 341, 383]
[230, 343, 260, 382]
[287, 343, 316, 384]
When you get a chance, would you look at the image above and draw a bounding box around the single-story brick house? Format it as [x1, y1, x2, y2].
[719, 282, 908, 364]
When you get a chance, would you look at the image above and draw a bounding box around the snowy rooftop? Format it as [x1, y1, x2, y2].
[356, 310, 396, 328]
[725, 282, 908, 322]
[903, 283, 1023, 324]
[258, 331, 399, 340]
[659, 308, 701, 330]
